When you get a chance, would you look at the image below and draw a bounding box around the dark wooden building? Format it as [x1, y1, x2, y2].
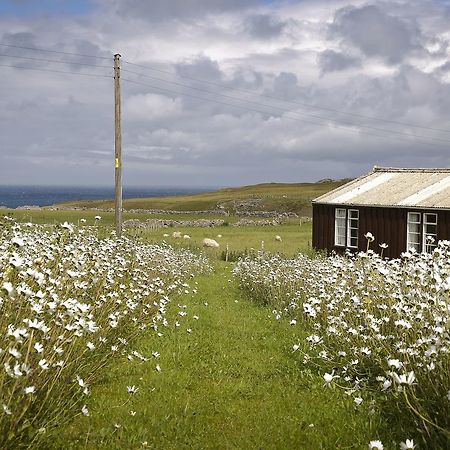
[312, 167, 450, 258]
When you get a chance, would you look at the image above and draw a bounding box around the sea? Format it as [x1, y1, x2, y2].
[0, 185, 215, 209]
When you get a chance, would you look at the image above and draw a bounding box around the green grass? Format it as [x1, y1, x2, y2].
[52, 264, 384, 450]
[51, 181, 347, 215]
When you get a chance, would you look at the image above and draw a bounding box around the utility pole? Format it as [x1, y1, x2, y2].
[114, 53, 122, 236]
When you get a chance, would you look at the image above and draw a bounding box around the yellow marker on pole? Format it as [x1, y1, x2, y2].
[115, 158, 120, 168]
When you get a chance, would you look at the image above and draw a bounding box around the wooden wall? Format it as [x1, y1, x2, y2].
[312, 204, 450, 258]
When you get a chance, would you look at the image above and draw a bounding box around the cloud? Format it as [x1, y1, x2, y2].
[1, 0, 450, 188]
[244, 14, 287, 39]
[108, 0, 262, 22]
[329, 4, 423, 64]
[318, 49, 361, 73]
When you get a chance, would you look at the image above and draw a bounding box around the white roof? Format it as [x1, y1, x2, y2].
[313, 167, 450, 209]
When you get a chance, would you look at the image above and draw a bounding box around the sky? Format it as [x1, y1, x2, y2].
[1, 0, 450, 187]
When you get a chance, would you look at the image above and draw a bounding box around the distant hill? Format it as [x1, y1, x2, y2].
[54, 180, 349, 216]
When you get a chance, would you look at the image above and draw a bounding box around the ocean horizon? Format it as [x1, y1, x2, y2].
[0, 185, 217, 209]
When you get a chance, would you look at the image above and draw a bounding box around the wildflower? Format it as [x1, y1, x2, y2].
[11, 236, 25, 247]
[354, 397, 363, 406]
[81, 405, 89, 416]
[379, 243, 388, 249]
[127, 385, 139, 394]
[86, 342, 95, 351]
[368, 440, 383, 450]
[2, 282, 15, 297]
[61, 222, 74, 232]
[392, 371, 416, 386]
[39, 359, 50, 370]
[2, 404, 12, 415]
[290, 319, 297, 326]
[323, 371, 339, 387]
[400, 439, 415, 449]
[152, 351, 160, 358]
[156, 364, 161, 372]
[365, 232, 375, 242]
[292, 344, 300, 352]
[24, 386, 36, 395]
[34, 342, 44, 353]
[95, 215, 102, 221]
[130, 411, 137, 416]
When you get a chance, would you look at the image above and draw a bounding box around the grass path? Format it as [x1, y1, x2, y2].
[55, 264, 382, 449]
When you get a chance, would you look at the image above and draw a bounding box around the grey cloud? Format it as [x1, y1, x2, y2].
[329, 4, 423, 64]
[110, 0, 261, 21]
[244, 14, 287, 39]
[318, 49, 361, 73]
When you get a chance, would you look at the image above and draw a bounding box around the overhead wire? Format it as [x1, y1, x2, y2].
[0, 63, 112, 78]
[0, 42, 110, 60]
[121, 77, 448, 149]
[121, 67, 450, 145]
[0, 52, 112, 69]
[122, 59, 450, 135]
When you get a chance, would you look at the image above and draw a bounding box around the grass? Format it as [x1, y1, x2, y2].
[51, 181, 348, 215]
[52, 263, 385, 449]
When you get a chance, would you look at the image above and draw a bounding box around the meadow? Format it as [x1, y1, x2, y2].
[234, 241, 450, 449]
[2, 185, 448, 448]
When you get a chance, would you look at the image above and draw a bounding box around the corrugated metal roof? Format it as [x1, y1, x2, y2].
[313, 167, 450, 209]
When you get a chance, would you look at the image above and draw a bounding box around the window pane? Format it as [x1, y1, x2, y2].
[350, 237, 358, 247]
[408, 233, 420, 244]
[424, 214, 437, 224]
[425, 224, 437, 235]
[408, 212, 420, 223]
[350, 228, 358, 238]
[409, 223, 420, 233]
[336, 209, 346, 218]
[349, 210, 359, 219]
[349, 219, 358, 228]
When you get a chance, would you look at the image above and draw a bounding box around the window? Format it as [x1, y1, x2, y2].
[423, 213, 437, 253]
[347, 209, 359, 248]
[407, 212, 421, 252]
[407, 212, 438, 253]
[335, 208, 346, 246]
[335, 208, 359, 248]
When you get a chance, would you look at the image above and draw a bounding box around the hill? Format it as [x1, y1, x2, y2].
[54, 180, 350, 216]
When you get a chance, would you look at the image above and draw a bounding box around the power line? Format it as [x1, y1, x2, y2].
[121, 67, 450, 145]
[0, 53, 112, 69]
[123, 59, 450, 135]
[0, 63, 112, 78]
[0, 42, 110, 60]
[121, 77, 447, 149]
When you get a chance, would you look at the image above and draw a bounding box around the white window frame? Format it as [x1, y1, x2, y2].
[334, 208, 346, 247]
[407, 212, 438, 253]
[423, 213, 437, 253]
[347, 209, 359, 248]
[407, 212, 421, 252]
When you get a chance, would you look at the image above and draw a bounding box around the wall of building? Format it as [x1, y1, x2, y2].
[312, 204, 450, 258]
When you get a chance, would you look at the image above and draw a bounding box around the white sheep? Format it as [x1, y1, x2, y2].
[275, 235, 282, 242]
[202, 238, 220, 248]
[172, 231, 182, 238]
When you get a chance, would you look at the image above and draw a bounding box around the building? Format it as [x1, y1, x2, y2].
[312, 167, 450, 258]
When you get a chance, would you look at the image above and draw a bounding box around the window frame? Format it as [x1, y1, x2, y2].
[406, 211, 438, 253]
[334, 208, 347, 247]
[347, 209, 359, 248]
[334, 207, 359, 249]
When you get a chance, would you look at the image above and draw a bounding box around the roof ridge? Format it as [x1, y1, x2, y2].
[373, 166, 450, 173]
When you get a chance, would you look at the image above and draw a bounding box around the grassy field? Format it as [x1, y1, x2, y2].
[52, 264, 386, 449]
[51, 180, 347, 215]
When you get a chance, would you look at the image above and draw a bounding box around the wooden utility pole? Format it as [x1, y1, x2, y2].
[114, 53, 122, 236]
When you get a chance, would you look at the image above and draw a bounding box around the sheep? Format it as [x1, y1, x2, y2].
[275, 235, 282, 242]
[202, 238, 220, 248]
[183, 234, 191, 239]
[172, 231, 182, 238]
